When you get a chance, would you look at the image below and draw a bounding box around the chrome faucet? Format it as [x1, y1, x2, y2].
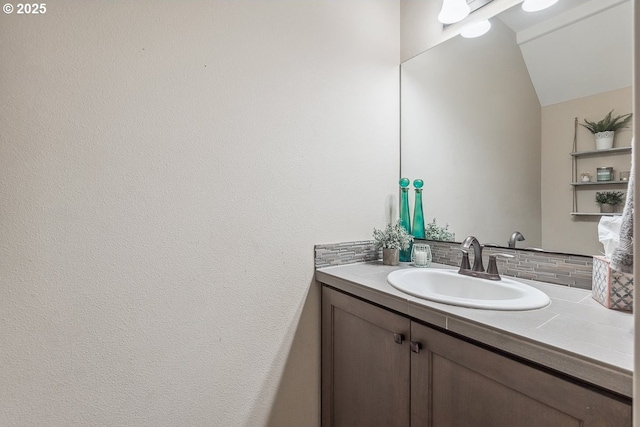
[459, 236, 514, 281]
[460, 236, 484, 273]
[508, 231, 525, 249]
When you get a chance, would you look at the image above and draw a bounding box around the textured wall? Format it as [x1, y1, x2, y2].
[0, 1, 400, 425]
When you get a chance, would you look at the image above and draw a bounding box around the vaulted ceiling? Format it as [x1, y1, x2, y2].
[499, 0, 632, 106]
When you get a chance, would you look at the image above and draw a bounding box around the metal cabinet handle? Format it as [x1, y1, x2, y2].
[410, 341, 422, 354]
[393, 333, 405, 344]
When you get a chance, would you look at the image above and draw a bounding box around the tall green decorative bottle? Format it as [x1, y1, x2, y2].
[412, 179, 426, 239]
[399, 178, 412, 262]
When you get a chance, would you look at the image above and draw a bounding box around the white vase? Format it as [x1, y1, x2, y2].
[595, 131, 614, 150]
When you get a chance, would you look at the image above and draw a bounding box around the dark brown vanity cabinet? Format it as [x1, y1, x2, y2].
[322, 286, 632, 427]
[321, 285, 411, 426]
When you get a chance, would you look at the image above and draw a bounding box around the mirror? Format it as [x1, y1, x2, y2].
[401, 0, 633, 255]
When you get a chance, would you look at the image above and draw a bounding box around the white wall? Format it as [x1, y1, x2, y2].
[0, 1, 400, 425]
[401, 18, 542, 248]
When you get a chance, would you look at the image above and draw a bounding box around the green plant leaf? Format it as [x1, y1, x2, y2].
[581, 110, 633, 133]
[595, 191, 625, 205]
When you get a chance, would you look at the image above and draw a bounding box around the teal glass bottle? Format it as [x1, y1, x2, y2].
[412, 179, 426, 239]
[399, 178, 412, 262]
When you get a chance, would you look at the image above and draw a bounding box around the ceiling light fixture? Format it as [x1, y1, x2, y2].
[521, 0, 559, 13]
[460, 19, 492, 38]
[438, 0, 471, 25]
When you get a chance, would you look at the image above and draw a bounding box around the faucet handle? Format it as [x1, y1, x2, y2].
[456, 248, 471, 271]
[491, 253, 515, 259]
[492, 253, 515, 259]
[486, 253, 515, 277]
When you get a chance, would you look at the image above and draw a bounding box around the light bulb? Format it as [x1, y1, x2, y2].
[438, 0, 471, 25]
[460, 20, 491, 38]
[521, 0, 559, 12]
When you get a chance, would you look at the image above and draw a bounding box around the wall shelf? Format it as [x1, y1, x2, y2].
[571, 118, 631, 216]
[570, 147, 631, 158]
[570, 212, 622, 216]
[571, 181, 629, 186]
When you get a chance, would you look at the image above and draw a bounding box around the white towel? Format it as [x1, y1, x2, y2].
[610, 153, 634, 273]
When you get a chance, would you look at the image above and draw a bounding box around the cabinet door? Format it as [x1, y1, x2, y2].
[322, 287, 411, 427]
[411, 322, 632, 427]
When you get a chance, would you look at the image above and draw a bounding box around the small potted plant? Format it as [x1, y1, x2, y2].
[425, 218, 455, 242]
[580, 110, 633, 150]
[373, 220, 414, 266]
[580, 172, 591, 183]
[595, 191, 624, 214]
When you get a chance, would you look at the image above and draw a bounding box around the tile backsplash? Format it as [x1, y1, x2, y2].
[314, 240, 379, 268]
[315, 240, 593, 289]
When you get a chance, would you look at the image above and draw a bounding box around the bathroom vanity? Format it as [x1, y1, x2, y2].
[317, 262, 632, 427]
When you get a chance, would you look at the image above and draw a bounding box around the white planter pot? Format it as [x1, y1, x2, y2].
[595, 131, 615, 150]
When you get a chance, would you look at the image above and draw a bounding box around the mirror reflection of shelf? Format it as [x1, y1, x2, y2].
[570, 212, 623, 217]
[570, 147, 632, 158]
[571, 181, 629, 186]
[570, 117, 632, 217]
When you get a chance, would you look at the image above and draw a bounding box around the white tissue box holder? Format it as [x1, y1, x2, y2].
[592, 255, 633, 312]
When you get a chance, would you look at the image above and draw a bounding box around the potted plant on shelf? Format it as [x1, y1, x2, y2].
[595, 191, 625, 214]
[373, 220, 414, 266]
[580, 110, 633, 150]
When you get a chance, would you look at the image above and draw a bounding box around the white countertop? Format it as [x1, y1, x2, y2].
[316, 261, 634, 398]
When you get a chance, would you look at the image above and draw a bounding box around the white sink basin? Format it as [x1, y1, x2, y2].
[387, 268, 550, 311]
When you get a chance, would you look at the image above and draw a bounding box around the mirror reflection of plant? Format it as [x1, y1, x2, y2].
[425, 218, 455, 241]
[373, 220, 414, 250]
[595, 191, 625, 206]
[580, 110, 633, 134]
